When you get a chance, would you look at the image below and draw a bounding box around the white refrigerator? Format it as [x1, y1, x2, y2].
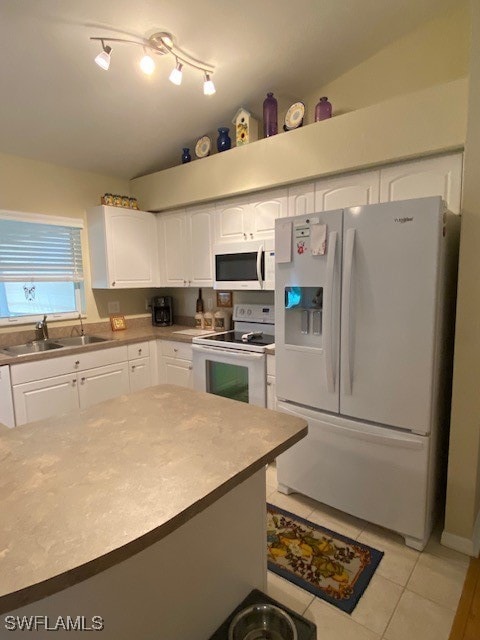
[274, 197, 460, 550]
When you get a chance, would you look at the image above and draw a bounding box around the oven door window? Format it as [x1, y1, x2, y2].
[206, 361, 249, 403]
[215, 252, 264, 282]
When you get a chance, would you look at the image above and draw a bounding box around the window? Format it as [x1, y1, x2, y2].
[0, 211, 85, 325]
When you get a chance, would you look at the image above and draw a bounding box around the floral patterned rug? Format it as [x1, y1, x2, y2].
[267, 503, 384, 613]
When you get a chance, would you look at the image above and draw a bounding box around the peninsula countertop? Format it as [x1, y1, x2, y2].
[0, 385, 306, 614]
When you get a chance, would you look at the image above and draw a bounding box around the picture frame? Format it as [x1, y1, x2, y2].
[110, 314, 127, 331]
[216, 291, 233, 308]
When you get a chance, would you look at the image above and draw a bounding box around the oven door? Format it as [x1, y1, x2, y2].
[192, 344, 266, 407]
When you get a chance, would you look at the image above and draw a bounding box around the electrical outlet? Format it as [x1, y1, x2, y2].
[108, 301, 120, 314]
[145, 298, 151, 311]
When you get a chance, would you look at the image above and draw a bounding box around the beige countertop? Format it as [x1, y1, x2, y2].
[0, 323, 276, 365]
[0, 324, 206, 366]
[0, 384, 305, 614]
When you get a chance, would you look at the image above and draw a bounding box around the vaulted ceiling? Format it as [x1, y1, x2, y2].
[0, 0, 459, 179]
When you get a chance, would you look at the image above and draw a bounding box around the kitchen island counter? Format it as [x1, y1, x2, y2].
[0, 384, 306, 634]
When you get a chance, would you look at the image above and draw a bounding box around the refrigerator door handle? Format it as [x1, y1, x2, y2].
[343, 228, 356, 395]
[256, 245, 264, 289]
[324, 231, 337, 393]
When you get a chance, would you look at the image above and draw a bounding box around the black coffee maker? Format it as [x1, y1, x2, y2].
[152, 296, 173, 326]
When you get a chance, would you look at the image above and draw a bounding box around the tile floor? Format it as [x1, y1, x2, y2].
[265, 463, 469, 640]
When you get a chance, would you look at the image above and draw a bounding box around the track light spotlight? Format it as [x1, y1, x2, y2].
[94, 41, 112, 71]
[169, 61, 183, 86]
[140, 54, 155, 75]
[203, 73, 216, 96]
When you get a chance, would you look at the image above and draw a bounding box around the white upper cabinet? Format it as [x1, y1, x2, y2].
[214, 196, 251, 243]
[159, 210, 188, 287]
[287, 183, 315, 216]
[315, 170, 380, 212]
[379, 153, 463, 213]
[249, 188, 288, 239]
[215, 189, 287, 243]
[187, 205, 214, 287]
[158, 205, 213, 287]
[87, 206, 159, 288]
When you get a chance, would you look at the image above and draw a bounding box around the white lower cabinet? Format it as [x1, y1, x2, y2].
[266, 354, 276, 410]
[10, 342, 154, 426]
[13, 374, 80, 425]
[77, 362, 129, 410]
[158, 340, 193, 389]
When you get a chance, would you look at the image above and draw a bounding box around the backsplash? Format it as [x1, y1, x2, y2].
[162, 287, 275, 321]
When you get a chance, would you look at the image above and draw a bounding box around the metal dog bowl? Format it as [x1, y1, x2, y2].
[228, 603, 298, 640]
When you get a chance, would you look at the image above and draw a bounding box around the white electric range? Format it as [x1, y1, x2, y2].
[192, 304, 274, 406]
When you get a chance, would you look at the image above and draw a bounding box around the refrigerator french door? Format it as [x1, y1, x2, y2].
[274, 197, 460, 549]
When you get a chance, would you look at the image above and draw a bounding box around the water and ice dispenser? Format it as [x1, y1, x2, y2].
[284, 286, 324, 347]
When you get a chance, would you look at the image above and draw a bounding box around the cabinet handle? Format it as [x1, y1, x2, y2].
[80, 377, 86, 384]
[250, 233, 254, 239]
[188, 280, 191, 286]
[72, 379, 77, 386]
[266, 381, 271, 386]
[188, 365, 192, 370]
[112, 281, 116, 287]
[74, 360, 80, 367]
[138, 348, 142, 355]
[243, 233, 247, 240]
[173, 348, 178, 353]
[131, 365, 136, 371]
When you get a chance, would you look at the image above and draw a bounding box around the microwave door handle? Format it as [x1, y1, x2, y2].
[257, 245, 264, 289]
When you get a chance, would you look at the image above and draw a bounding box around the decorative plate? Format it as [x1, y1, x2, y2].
[195, 135, 211, 158]
[284, 102, 305, 130]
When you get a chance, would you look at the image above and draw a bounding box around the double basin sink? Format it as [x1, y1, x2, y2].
[0, 335, 110, 357]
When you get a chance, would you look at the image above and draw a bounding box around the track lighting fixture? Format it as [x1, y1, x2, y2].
[91, 31, 215, 94]
[94, 41, 112, 71]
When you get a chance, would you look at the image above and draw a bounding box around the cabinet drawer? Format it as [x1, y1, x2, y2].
[160, 340, 193, 361]
[11, 345, 128, 385]
[127, 341, 150, 360]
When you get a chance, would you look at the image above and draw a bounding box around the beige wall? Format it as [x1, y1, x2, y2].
[444, 1, 480, 544]
[0, 153, 157, 331]
[304, 2, 469, 121]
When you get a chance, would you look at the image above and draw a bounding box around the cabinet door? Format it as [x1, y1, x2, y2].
[162, 357, 193, 388]
[105, 208, 158, 287]
[315, 171, 380, 211]
[379, 153, 463, 213]
[13, 374, 78, 426]
[159, 211, 188, 286]
[129, 357, 152, 393]
[288, 183, 315, 216]
[78, 362, 129, 410]
[214, 197, 251, 243]
[187, 205, 214, 287]
[250, 188, 288, 239]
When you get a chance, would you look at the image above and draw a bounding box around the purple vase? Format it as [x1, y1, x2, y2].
[315, 97, 332, 122]
[263, 92, 278, 137]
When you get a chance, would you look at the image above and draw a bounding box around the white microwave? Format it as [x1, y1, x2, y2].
[213, 239, 275, 290]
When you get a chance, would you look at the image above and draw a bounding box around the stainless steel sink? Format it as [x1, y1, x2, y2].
[55, 335, 110, 347]
[0, 335, 111, 357]
[0, 340, 64, 356]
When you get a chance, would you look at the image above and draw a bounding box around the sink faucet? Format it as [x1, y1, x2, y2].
[35, 315, 49, 340]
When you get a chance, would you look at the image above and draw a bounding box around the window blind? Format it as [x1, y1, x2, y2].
[0, 219, 84, 282]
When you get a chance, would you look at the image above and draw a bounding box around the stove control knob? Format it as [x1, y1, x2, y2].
[239, 308, 245, 315]
[247, 309, 252, 316]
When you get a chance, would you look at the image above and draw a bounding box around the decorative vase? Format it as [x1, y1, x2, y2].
[217, 127, 231, 152]
[263, 92, 278, 137]
[314, 97, 332, 122]
[181, 148, 191, 163]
